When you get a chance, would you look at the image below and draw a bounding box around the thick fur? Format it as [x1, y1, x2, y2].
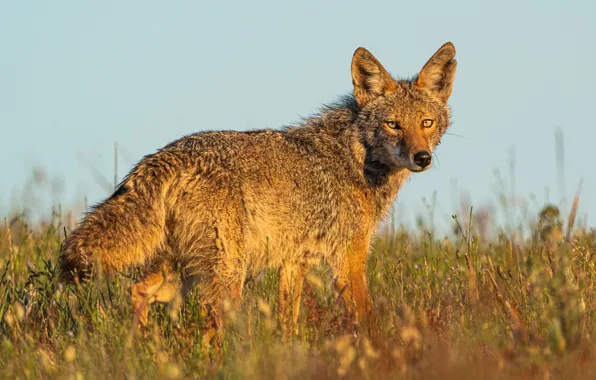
[59, 42, 457, 337]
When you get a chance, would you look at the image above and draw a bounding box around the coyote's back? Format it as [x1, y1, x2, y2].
[59, 42, 457, 339]
[60, 126, 380, 282]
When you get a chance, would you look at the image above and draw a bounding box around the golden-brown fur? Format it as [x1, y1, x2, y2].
[59, 42, 457, 342]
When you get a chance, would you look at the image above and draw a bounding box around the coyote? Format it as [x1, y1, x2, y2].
[59, 42, 457, 341]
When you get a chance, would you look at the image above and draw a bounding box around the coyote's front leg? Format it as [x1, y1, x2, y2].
[334, 238, 373, 333]
[278, 262, 309, 342]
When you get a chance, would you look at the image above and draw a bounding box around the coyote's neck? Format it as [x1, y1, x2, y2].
[289, 97, 411, 223]
[358, 139, 411, 222]
[373, 169, 411, 222]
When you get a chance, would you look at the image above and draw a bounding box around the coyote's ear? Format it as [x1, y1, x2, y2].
[351, 47, 397, 106]
[415, 42, 457, 103]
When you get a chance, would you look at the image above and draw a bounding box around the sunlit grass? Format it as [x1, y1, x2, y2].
[1, 192, 594, 380]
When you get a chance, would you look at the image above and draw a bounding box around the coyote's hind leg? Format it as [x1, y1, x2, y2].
[193, 261, 246, 352]
[130, 266, 182, 326]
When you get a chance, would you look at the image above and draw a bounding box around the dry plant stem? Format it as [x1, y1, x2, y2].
[565, 236, 596, 276]
[464, 254, 479, 301]
[486, 268, 529, 344]
[4, 218, 14, 289]
[566, 181, 582, 239]
[513, 239, 527, 312]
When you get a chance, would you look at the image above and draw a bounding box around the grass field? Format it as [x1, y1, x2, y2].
[1, 189, 595, 379]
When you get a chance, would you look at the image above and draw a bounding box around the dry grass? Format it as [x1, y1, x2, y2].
[1, 188, 595, 379]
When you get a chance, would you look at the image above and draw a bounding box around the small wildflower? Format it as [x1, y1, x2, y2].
[65, 345, 76, 362]
[306, 273, 324, 290]
[258, 298, 272, 318]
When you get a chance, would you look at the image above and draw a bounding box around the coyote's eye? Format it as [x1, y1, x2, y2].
[384, 121, 400, 130]
[422, 119, 434, 128]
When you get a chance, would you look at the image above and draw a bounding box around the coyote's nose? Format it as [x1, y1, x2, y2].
[413, 151, 432, 169]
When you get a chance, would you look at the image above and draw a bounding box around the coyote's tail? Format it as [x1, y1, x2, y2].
[58, 150, 183, 283]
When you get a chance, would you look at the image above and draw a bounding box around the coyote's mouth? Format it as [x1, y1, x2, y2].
[408, 164, 431, 173]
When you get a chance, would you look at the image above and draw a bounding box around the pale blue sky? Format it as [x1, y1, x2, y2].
[1, 0, 594, 232]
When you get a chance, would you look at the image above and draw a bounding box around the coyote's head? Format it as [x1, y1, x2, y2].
[352, 42, 457, 173]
